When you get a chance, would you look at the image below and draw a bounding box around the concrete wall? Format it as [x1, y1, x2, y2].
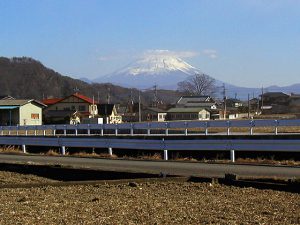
[19, 103, 43, 125]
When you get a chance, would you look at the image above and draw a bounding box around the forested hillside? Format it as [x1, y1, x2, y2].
[0, 57, 180, 105]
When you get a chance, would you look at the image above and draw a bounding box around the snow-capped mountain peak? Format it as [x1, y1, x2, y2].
[116, 52, 199, 76]
[94, 50, 201, 89]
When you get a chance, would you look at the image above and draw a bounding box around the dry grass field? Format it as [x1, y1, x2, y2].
[0, 171, 299, 225]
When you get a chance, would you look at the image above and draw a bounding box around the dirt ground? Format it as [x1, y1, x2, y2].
[0, 171, 299, 225]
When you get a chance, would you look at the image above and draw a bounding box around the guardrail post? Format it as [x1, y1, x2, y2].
[250, 120, 254, 135]
[53, 125, 56, 136]
[61, 146, 66, 155]
[230, 150, 235, 162]
[22, 144, 26, 153]
[0, 127, 3, 136]
[8, 127, 11, 135]
[115, 125, 118, 136]
[227, 121, 230, 135]
[130, 124, 134, 136]
[205, 122, 208, 135]
[75, 125, 78, 136]
[16, 125, 19, 136]
[43, 126, 46, 136]
[64, 125, 67, 136]
[184, 122, 188, 136]
[87, 124, 90, 136]
[108, 147, 113, 156]
[147, 123, 151, 136]
[25, 127, 28, 136]
[101, 125, 104, 136]
[274, 120, 278, 135]
[165, 123, 169, 136]
[163, 150, 168, 161]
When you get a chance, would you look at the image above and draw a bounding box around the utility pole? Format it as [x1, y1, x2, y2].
[153, 84, 158, 107]
[222, 83, 227, 120]
[261, 86, 264, 114]
[138, 90, 141, 122]
[248, 93, 250, 119]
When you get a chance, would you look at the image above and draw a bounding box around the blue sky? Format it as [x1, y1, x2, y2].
[1, 0, 299, 87]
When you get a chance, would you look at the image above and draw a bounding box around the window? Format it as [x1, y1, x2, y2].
[79, 105, 86, 111]
[31, 113, 39, 119]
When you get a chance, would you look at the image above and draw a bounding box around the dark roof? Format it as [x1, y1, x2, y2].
[98, 104, 114, 115]
[261, 92, 289, 98]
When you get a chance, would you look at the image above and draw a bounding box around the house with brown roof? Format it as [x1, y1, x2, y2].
[42, 93, 98, 124]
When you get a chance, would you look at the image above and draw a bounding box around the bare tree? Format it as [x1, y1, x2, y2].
[177, 73, 217, 96]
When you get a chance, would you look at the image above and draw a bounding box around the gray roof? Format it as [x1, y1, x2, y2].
[0, 99, 46, 107]
[176, 96, 212, 104]
[167, 107, 209, 113]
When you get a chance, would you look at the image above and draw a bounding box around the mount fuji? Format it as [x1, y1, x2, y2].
[93, 50, 201, 89]
[92, 50, 300, 99]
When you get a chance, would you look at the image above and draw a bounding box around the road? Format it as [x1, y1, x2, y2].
[0, 154, 299, 179]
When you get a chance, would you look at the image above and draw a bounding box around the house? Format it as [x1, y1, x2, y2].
[42, 93, 98, 124]
[226, 98, 243, 108]
[0, 99, 46, 126]
[175, 96, 218, 110]
[142, 107, 167, 122]
[98, 104, 122, 124]
[166, 108, 210, 121]
[289, 93, 300, 113]
[260, 92, 290, 114]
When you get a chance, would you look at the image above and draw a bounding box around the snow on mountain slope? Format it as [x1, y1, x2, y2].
[93, 50, 201, 89]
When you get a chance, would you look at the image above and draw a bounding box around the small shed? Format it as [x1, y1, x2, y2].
[0, 99, 46, 126]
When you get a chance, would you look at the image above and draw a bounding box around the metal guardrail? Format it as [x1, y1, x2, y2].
[1, 119, 300, 162]
[1, 119, 300, 136]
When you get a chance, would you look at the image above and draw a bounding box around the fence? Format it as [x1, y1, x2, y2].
[1, 119, 300, 162]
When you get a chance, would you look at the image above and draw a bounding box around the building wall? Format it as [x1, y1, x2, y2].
[19, 103, 43, 125]
[168, 110, 210, 121]
[45, 96, 90, 112]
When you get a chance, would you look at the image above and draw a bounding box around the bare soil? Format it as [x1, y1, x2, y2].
[0, 171, 299, 225]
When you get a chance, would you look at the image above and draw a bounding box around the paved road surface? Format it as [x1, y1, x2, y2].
[0, 154, 299, 179]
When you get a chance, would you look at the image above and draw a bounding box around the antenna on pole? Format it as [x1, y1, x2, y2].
[222, 83, 227, 119]
[73, 87, 79, 94]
